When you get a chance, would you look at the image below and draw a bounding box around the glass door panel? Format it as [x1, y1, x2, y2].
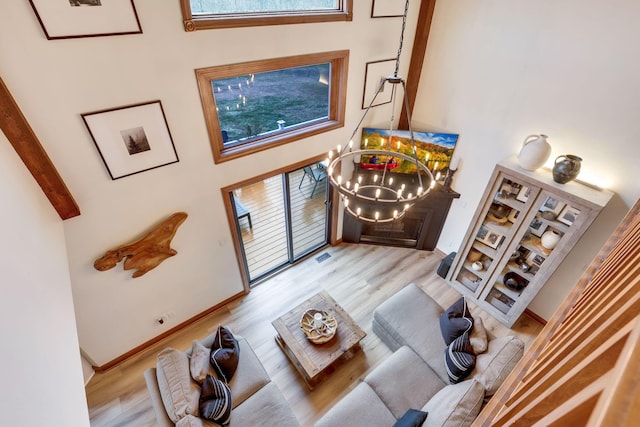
[455, 176, 530, 297]
[288, 163, 328, 259]
[233, 177, 288, 282]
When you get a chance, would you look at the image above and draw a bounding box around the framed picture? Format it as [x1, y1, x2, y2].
[516, 186, 531, 203]
[498, 179, 521, 198]
[475, 225, 504, 249]
[539, 196, 565, 216]
[362, 59, 396, 109]
[29, 0, 142, 40]
[558, 205, 581, 226]
[507, 208, 519, 223]
[371, 0, 405, 18]
[529, 218, 547, 237]
[82, 100, 179, 180]
[528, 251, 546, 266]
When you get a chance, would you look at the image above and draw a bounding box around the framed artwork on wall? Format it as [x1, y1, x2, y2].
[82, 100, 179, 180]
[362, 59, 396, 109]
[28, 0, 142, 40]
[371, 0, 405, 18]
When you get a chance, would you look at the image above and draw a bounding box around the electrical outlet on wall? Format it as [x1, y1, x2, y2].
[155, 311, 174, 326]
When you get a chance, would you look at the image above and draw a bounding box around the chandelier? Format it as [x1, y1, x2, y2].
[326, 0, 434, 223]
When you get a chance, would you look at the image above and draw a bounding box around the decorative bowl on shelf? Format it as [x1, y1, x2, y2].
[503, 271, 528, 292]
[300, 309, 338, 344]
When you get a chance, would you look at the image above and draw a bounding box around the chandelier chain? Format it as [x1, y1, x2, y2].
[394, 0, 411, 77]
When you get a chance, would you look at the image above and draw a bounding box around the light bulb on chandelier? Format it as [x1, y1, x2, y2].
[326, 0, 434, 223]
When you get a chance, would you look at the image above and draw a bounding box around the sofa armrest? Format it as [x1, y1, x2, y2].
[372, 283, 449, 382]
[144, 367, 174, 427]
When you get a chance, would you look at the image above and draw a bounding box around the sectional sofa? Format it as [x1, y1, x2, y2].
[314, 283, 525, 426]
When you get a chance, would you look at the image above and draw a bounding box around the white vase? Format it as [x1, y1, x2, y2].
[518, 134, 552, 171]
[540, 230, 561, 250]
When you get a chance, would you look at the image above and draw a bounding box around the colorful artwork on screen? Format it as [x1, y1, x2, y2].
[360, 128, 459, 175]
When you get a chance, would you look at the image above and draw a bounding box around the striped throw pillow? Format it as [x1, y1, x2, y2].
[444, 331, 476, 384]
[199, 374, 232, 425]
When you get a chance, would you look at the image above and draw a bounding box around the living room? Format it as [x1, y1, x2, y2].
[2, 1, 639, 426]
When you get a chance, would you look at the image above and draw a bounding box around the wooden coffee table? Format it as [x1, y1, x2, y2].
[272, 290, 366, 390]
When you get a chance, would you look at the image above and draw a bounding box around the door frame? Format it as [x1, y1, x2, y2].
[221, 154, 335, 292]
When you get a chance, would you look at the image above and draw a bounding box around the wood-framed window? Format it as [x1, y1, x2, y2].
[196, 50, 349, 164]
[180, 0, 352, 31]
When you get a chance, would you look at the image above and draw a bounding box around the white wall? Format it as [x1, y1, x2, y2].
[0, 132, 89, 425]
[415, 0, 640, 320]
[0, 1, 421, 365]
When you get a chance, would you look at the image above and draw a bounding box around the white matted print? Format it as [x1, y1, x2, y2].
[82, 100, 178, 180]
[362, 59, 395, 109]
[539, 196, 565, 216]
[29, 0, 141, 40]
[558, 205, 581, 226]
[371, 0, 405, 18]
[529, 218, 547, 237]
[516, 185, 531, 203]
[475, 225, 504, 249]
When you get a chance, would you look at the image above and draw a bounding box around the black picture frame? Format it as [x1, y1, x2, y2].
[81, 100, 179, 180]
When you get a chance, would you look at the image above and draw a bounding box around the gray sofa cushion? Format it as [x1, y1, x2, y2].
[364, 346, 445, 419]
[175, 415, 217, 426]
[314, 382, 397, 427]
[156, 348, 201, 423]
[372, 283, 449, 383]
[473, 335, 524, 396]
[227, 337, 271, 408]
[146, 335, 277, 427]
[422, 379, 484, 427]
[230, 382, 300, 427]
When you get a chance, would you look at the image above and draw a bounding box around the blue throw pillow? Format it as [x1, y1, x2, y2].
[210, 326, 240, 383]
[439, 297, 474, 345]
[393, 408, 428, 427]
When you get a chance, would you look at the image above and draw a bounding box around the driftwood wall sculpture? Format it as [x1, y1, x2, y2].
[94, 212, 188, 278]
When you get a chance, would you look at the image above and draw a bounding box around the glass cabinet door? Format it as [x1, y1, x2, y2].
[482, 189, 581, 315]
[454, 175, 534, 296]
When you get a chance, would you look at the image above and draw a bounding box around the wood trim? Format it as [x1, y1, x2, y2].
[0, 76, 80, 220]
[180, 0, 352, 31]
[524, 308, 547, 326]
[399, 0, 437, 129]
[92, 290, 247, 372]
[195, 50, 348, 164]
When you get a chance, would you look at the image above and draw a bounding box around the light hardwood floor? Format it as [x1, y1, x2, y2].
[85, 243, 544, 426]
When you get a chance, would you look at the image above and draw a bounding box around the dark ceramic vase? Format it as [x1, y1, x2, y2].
[552, 154, 582, 184]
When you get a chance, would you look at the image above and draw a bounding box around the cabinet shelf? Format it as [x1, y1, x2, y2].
[446, 156, 614, 327]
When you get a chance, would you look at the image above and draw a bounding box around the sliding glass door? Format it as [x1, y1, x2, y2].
[230, 162, 328, 285]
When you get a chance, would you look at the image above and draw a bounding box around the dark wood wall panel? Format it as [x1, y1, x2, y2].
[0, 76, 80, 220]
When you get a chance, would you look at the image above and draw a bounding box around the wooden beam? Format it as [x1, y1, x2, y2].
[0, 76, 80, 220]
[399, 0, 437, 129]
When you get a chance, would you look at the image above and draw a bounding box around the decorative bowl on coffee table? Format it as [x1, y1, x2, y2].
[300, 309, 338, 344]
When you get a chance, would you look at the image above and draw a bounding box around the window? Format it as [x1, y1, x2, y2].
[196, 50, 348, 163]
[181, 0, 352, 31]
